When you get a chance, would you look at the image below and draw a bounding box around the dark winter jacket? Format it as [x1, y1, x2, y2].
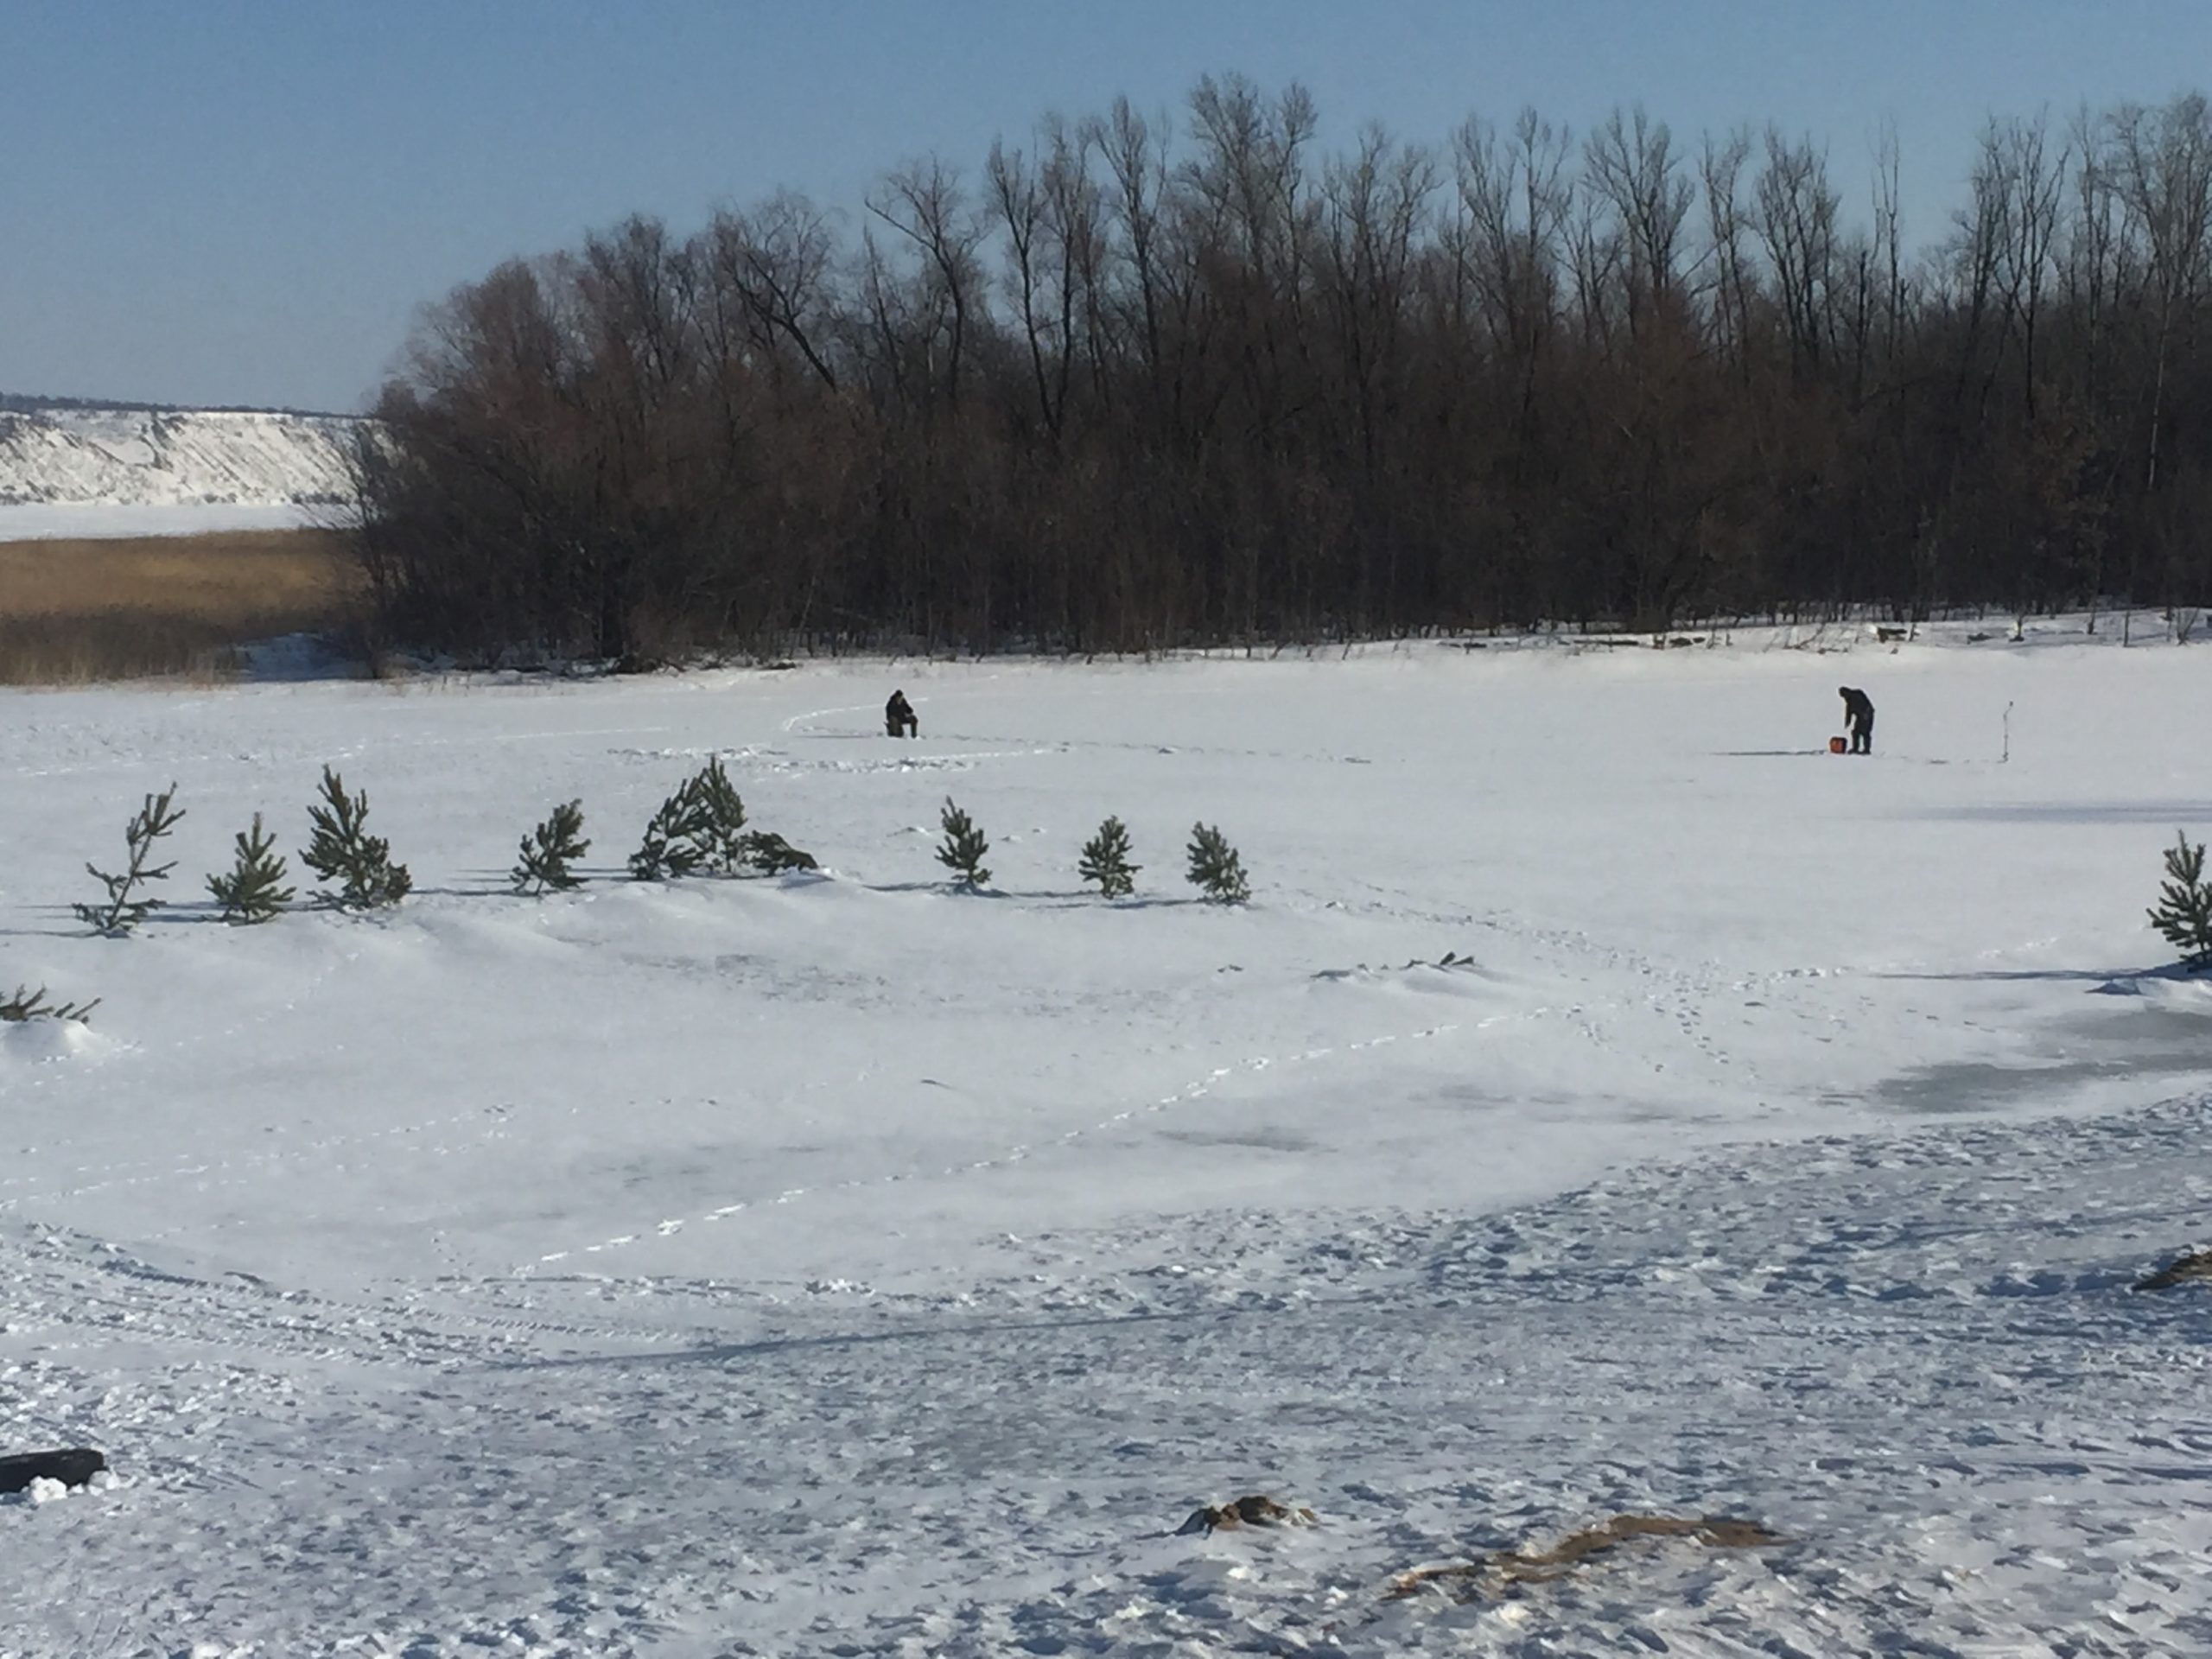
[1839, 687, 1874, 728]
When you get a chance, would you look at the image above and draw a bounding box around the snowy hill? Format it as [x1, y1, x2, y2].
[0, 404, 358, 513]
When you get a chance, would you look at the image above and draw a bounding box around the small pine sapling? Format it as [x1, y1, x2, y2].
[1079, 816, 1140, 898]
[937, 797, 992, 888]
[514, 799, 591, 895]
[741, 830, 819, 875]
[75, 783, 186, 934]
[302, 766, 412, 910]
[2148, 830, 2212, 970]
[628, 759, 750, 879]
[1, 983, 100, 1024]
[207, 812, 296, 924]
[630, 776, 710, 880]
[1185, 821, 1250, 904]
[690, 757, 751, 872]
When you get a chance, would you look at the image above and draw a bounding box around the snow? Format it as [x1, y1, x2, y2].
[0, 502, 332, 541]
[3, 631, 2210, 1656]
[0, 407, 357, 537]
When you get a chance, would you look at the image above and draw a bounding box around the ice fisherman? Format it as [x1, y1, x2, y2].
[1838, 686, 1875, 754]
[885, 689, 918, 739]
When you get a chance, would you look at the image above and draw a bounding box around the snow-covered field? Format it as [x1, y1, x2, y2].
[3, 633, 2210, 1656]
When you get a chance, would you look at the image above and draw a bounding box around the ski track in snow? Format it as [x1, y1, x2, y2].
[4, 635, 2212, 1656]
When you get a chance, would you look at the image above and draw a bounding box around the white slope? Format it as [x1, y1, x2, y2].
[2, 629, 2210, 1656]
[0, 408, 357, 535]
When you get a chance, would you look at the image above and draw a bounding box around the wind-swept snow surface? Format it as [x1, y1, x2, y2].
[3, 639, 2209, 1656]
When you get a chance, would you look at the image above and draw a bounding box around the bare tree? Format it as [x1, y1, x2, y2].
[1700, 129, 1755, 376]
[1584, 106, 1693, 334]
[704, 193, 844, 392]
[345, 77, 2212, 665]
[868, 159, 984, 408]
[1755, 129, 1841, 376]
[2109, 94, 2212, 494]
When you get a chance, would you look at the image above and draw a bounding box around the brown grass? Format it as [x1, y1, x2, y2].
[1384, 1513, 1789, 1601]
[2134, 1247, 2212, 1291]
[0, 528, 359, 685]
[1174, 1494, 1320, 1535]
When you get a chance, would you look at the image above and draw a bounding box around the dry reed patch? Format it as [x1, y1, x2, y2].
[1174, 1494, 1320, 1535]
[1385, 1512, 1788, 1601]
[0, 529, 357, 683]
[2134, 1248, 2212, 1291]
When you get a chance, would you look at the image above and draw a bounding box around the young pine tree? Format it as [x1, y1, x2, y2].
[1079, 816, 1140, 899]
[75, 783, 186, 934]
[690, 757, 751, 872]
[514, 799, 590, 896]
[1185, 822, 1250, 904]
[301, 766, 412, 910]
[207, 812, 296, 924]
[2148, 830, 2212, 970]
[741, 830, 819, 875]
[1, 984, 100, 1024]
[937, 797, 992, 888]
[630, 775, 710, 880]
[629, 759, 749, 879]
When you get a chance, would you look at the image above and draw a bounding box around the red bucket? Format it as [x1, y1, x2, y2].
[1828, 736, 1848, 754]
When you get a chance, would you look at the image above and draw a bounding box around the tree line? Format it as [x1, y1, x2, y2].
[349, 79, 2212, 662]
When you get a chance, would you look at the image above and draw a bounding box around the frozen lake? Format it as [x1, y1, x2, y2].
[3, 630, 2210, 1656]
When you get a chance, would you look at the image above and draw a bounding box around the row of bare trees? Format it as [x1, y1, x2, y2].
[351, 79, 2212, 662]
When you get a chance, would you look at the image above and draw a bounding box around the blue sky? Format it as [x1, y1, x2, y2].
[3, 0, 2204, 411]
